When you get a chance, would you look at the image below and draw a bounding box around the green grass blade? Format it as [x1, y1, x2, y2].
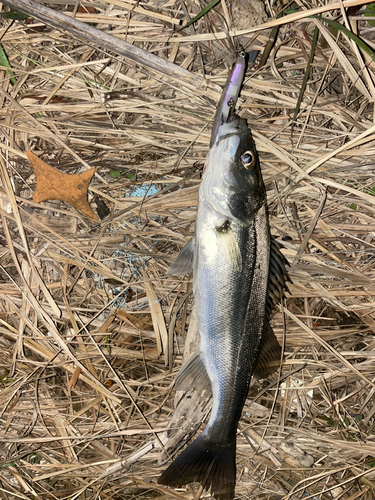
[259, 10, 298, 68]
[0, 43, 17, 85]
[179, 0, 221, 31]
[1, 11, 29, 20]
[362, 3, 375, 27]
[314, 15, 375, 62]
[292, 26, 319, 133]
[259, 23, 280, 68]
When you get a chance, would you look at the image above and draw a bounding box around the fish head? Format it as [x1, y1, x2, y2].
[202, 117, 265, 225]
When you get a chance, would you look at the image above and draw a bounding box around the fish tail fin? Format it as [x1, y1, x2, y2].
[158, 433, 236, 500]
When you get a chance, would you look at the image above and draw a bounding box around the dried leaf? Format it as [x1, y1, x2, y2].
[27, 151, 98, 220]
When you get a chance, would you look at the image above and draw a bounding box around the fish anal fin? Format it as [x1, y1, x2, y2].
[176, 347, 211, 395]
[253, 322, 283, 379]
[167, 237, 195, 276]
[158, 433, 236, 500]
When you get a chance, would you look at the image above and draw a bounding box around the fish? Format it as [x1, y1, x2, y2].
[159, 55, 289, 500]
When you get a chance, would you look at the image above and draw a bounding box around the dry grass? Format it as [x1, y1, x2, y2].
[0, 1, 375, 499]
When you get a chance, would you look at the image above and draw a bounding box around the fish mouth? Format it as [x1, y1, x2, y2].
[215, 116, 248, 143]
[218, 130, 242, 142]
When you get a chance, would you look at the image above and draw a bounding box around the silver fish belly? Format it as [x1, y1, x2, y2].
[195, 198, 270, 445]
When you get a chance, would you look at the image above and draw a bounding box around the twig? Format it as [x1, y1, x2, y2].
[1, 0, 221, 99]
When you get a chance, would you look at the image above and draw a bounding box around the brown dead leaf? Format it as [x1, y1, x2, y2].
[27, 151, 98, 220]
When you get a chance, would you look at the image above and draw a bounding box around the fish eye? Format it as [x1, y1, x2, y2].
[241, 151, 255, 169]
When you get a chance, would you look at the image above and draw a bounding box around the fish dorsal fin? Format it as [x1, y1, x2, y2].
[167, 237, 195, 276]
[254, 239, 291, 378]
[216, 220, 242, 272]
[176, 347, 212, 395]
[267, 238, 291, 317]
[253, 321, 282, 379]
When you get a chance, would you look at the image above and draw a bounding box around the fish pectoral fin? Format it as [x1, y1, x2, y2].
[253, 322, 283, 379]
[216, 222, 242, 272]
[167, 237, 195, 276]
[176, 347, 211, 395]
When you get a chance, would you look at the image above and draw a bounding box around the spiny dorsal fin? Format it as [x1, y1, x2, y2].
[267, 238, 291, 317]
[254, 239, 291, 378]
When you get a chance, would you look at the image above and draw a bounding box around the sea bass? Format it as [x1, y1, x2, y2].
[159, 57, 289, 500]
